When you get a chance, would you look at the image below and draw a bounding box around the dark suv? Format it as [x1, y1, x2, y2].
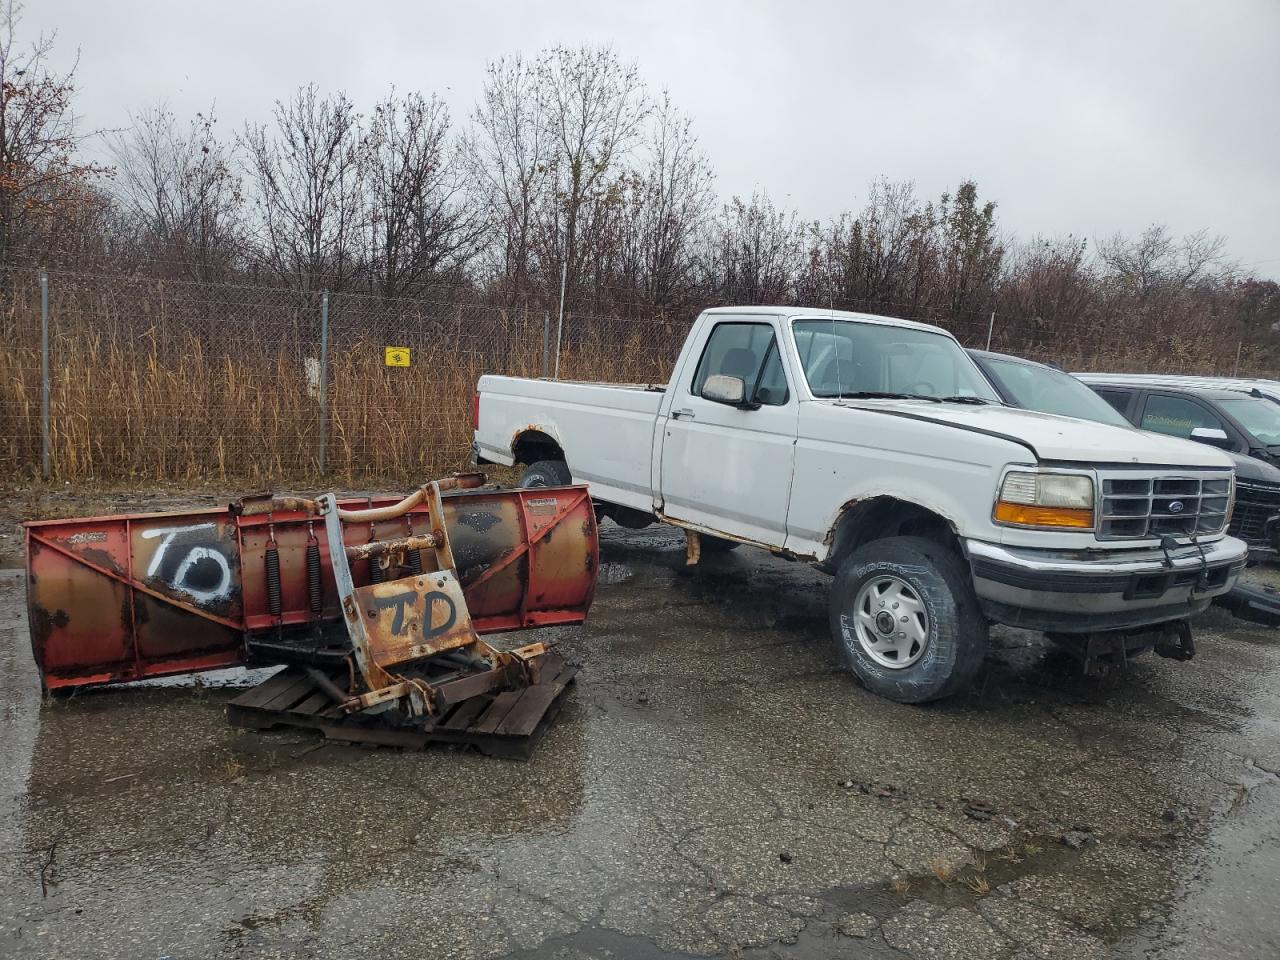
[1075, 378, 1280, 560]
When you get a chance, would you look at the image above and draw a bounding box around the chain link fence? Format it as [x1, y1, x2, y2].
[0, 265, 1271, 486]
[0, 266, 695, 485]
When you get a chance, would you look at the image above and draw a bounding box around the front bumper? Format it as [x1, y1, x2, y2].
[966, 536, 1249, 633]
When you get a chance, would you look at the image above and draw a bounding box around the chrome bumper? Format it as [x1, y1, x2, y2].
[965, 536, 1249, 633]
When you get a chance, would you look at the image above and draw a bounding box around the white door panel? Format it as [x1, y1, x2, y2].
[658, 320, 797, 545]
[660, 406, 796, 543]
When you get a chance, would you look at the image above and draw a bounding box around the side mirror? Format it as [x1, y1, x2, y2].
[703, 374, 747, 406]
[1190, 426, 1232, 449]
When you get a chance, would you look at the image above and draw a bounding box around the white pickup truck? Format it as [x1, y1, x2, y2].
[474, 306, 1249, 702]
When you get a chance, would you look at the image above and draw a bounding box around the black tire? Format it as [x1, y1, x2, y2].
[519, 459, 572, 488]
[829, 536, 987, 704]
[699, 534, 740, 553]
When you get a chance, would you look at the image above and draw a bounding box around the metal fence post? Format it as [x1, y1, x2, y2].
[40, 269, 50, 480]
[554, 260, 567, 379]
[541, 312, 551, 378]
[318, 289, 330, 475]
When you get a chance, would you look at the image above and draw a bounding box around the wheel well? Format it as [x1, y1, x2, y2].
[512, 430, 564, 466]
[821, 497, 959, 572]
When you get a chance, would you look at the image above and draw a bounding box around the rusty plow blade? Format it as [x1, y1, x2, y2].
[23, 474, 598, 758]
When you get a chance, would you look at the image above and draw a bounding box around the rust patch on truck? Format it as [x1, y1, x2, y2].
[510, 425, 561, 463]
[821, 495, 965, 569]
[651, 510, 805, 564]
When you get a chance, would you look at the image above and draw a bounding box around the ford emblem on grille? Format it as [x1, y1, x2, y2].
[1168, 500, 1186, 513]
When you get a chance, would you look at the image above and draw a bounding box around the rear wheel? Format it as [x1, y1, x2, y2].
[519, 459, 571, 488]
[829, 536, 987, 703]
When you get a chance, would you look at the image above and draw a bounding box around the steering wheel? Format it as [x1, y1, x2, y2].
[908, 381, 937, 396]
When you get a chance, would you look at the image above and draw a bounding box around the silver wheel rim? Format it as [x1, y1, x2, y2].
[851, 575, 929, 669]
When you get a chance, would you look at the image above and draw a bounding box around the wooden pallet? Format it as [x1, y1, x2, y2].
[225, 655, 577, 759]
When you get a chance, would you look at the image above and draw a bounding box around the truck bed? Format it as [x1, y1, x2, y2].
[476, 375, 664, 514]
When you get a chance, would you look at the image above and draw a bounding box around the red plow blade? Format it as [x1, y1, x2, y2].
[24, 478, 598, 692]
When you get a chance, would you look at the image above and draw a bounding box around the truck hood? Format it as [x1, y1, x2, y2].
[830, 400, 1235, 468]
[1228, 449, 1280, 483]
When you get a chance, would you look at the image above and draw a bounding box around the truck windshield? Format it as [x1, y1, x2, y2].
[979, 356, 1131, 427]
[792, 319, 999, 402]
[1218, 397, 1280, 446]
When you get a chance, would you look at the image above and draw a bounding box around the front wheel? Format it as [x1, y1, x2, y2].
[519, 459, 571, 488]
[829, 536, 987, 704]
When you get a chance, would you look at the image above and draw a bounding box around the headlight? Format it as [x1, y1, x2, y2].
[994, 471, 1095, 529]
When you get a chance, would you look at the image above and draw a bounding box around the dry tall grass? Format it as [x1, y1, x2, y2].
[0, 282, 683, 483]
[0, 270, 1270, 486]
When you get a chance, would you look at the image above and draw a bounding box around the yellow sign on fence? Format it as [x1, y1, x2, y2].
[384, 346, 411, 367]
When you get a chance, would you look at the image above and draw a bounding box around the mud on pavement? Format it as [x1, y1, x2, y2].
[2, 522, 1279, 959]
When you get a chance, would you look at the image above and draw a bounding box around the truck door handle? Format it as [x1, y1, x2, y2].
[672, 408, 695, 421]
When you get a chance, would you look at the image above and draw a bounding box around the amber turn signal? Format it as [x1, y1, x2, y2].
[993, 502, 1095, 528]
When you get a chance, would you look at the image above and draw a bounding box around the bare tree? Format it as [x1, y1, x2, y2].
[811, 180, 939, 315]
[109, 104, 243, 280]
[611, 93, 714, 314]
[469, 54, 548, 309]
[360, 92, 481, 299]
[0, 0, 104, 267]
[1098, 224, 1174, 297]
[240, 85, 365, 291]
[364, 90, 480, 298]
[707, 192, 804, 304]
[1173, 229, 1235, 289]
[533, 45, 649, 315]
[1097, 225, 1233, 297]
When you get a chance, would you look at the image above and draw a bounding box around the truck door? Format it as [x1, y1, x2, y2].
[658, 319, 797, 545]
[1137, 392, 1241, 450]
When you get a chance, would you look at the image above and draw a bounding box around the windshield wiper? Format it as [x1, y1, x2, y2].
[828, 391, 996, 405]
[829, 391, 941, 402]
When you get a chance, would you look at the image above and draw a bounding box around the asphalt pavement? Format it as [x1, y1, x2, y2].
[2, 524, 1278, 959]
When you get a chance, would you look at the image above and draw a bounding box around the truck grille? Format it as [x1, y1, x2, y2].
[1099, 471, 1233, 540]
[1229, 479, 1280, 546]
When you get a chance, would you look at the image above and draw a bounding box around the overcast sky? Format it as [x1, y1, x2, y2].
[25, 0, 1280, 277]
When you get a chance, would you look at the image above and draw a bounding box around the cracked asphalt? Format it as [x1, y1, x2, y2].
[2, 522, 1279, 959]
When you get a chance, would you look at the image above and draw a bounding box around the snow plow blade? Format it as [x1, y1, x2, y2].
[23, 474, 597, 755]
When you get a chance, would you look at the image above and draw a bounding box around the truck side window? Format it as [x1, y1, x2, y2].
[1093, 389, 1132, 417]
[691, 322, 789, 406]
[754, 342, 789, 405]
[1140, 394, 1225, 439]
